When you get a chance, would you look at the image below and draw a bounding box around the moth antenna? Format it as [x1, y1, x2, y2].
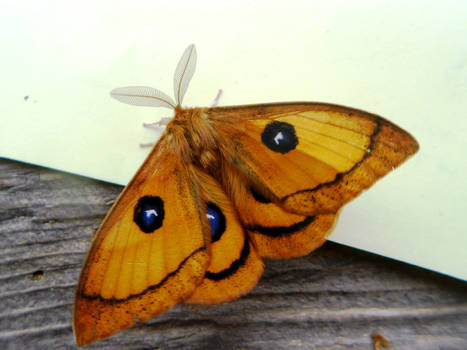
[110, 86, 176, 109]
[173, 44, 197, 106]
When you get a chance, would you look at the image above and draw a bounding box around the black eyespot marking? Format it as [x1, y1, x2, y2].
[206, 202, 226, 243]
[134, 196, 165, 233]
[250, 187, 271, 204]
[261, 121, 298, 154]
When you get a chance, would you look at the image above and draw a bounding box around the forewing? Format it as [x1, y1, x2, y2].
[73, 140, 210, 346]
[208, 102, 419, 216]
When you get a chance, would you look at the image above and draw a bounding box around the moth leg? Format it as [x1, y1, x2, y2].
[139, 142, 155, 148]
[143, 122, 159, 129]
[210, 89, 223, 107]
[140, 118, 171, 147]
[143, 117, 172, 128]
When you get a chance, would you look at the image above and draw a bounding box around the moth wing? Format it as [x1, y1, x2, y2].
[73, 140, 210, 346]
[221, 163, 338, 259]
[207, 103, 418, 258]
[209, 103, 419, 215]
[186, 168, 264, 304]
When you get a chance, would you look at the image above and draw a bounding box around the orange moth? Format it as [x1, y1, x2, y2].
[73, 45, 419, 346]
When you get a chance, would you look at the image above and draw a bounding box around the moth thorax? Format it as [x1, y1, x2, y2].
[199, 149, 218, 170]
[173, 107, 201, 124]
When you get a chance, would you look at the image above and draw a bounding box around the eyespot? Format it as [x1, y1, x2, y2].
[250, 186, 271, 204]
[261, 121, 298, 154]
[206, 202, 226, 243]
[134, 196, 165, 233]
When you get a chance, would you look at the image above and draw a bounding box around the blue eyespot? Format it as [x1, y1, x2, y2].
[134, 196, 164, 233]
[206, 202, 226, 243]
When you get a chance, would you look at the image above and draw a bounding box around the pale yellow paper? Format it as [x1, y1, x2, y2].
[1, 1, 466, 280]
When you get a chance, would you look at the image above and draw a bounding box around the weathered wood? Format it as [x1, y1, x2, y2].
[0, 158, 466, 350]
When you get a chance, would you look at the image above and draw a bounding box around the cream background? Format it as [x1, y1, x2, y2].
[1, 1, 466, 280]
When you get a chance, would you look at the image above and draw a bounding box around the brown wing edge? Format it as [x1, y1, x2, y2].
[74, 247, 208, 346]
[281, 115, 419, 214]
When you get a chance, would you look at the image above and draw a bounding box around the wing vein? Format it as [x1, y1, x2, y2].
[298, 137, 363, 164]
[113, 219, 133, 298]
[296, 112, 374, 136]
[294, 124, 368, 150]
[98, 219, 122, 298]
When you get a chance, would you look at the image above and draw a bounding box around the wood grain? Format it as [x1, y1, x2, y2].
[0, 159, 466, 350]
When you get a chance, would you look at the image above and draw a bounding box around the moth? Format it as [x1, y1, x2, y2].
[73, 45, 419, 346]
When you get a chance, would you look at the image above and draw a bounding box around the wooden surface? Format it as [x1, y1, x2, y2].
[0, 158, 466, 350]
